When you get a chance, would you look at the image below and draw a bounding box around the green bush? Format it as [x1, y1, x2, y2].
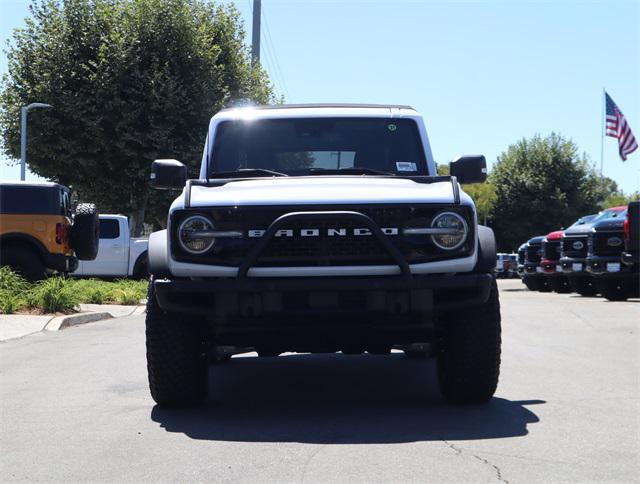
[0, 289, 26, 314]
[0, 265, 29, 293]
[0, 268, 146, 314]
[69, 279, 108, 304]
[29, 277, 80, 314]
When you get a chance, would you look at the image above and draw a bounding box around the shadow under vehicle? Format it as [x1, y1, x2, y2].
[151, 353, 543, 444]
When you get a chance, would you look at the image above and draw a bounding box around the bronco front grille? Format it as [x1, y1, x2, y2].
[170, 204, 475, 267]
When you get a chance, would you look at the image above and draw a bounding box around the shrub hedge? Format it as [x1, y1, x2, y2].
[0, 267, 147, 314]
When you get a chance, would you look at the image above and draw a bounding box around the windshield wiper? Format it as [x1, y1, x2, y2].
[210, 168, 288, 178]
[308, 167, 395, 176]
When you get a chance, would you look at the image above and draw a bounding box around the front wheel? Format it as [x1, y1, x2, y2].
[145, 281, 208, 407]
[568, 276, 599, 297]
[436, 277, 501, 403]
[549, 276, 572, 293]
[595, 278, 631, 302]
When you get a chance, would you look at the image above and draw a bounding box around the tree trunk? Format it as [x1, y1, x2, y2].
[128, 193, 148, 237]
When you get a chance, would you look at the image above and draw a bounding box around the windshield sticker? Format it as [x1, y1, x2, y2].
[396, 162, 417, 172]
[387, 123, 397, 131]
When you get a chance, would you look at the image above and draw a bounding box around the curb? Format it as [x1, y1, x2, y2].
[45, 312, 113, 332]
[132, 305, 146, 316]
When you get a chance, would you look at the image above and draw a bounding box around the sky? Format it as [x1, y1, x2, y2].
[1, 0, 639, 193]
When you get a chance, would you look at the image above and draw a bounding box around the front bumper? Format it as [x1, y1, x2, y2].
[559, 257, 589, 275]
[524, 263, 544, 276]
[541, 259, 564, 275]
[153, 273, 493, 321]
[586, 256, 635, 278]
[44, 253, 78, 273]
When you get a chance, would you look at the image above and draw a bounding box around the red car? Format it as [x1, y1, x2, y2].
[541, 230, 572, 293]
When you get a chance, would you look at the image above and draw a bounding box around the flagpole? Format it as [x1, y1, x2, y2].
[600, 88, 606, 193]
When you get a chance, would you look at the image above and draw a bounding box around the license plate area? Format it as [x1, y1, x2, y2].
[607, 262, 621, 273]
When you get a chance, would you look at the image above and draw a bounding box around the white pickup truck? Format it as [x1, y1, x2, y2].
[72, 214, 148, 278]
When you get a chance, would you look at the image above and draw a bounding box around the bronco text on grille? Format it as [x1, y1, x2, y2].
[170, 205, 475, 266]
[143, 104, 501, 408]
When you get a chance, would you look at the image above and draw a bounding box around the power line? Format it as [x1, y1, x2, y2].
[261, 4, 289, 100]
[246, 0, 289, 100]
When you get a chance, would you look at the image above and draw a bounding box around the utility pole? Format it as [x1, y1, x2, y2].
[251, 0, 261, 67]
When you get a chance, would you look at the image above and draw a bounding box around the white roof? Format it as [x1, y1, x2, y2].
[212, 103, 420, 121]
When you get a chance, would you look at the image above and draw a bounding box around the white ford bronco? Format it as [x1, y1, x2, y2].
[146, 104, 500, 407]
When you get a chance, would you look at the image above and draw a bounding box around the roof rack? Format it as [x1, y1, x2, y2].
[220, 103, 415, 112]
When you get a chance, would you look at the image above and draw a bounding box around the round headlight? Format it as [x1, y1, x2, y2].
[178, 215, 215, 254]
[430, 212, 468, 250]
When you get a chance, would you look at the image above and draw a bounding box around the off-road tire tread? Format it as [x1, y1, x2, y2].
[145, 282, 208, 407]
[71, 203, 99, 261]
[437, 277, 501, 403]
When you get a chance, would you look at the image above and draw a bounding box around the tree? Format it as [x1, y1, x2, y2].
[602, 191, 640, 208]
[490, 133, 617, 251]
[0, 0, 275, 234]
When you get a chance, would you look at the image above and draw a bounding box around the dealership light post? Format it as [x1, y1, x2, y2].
[20, 102, 53, 181]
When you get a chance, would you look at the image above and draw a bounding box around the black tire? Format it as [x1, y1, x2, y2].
[537, 277, 552, 292]
[0, 246, 46, 282]
[71, 203, 99, 261]
[595, 278, 630, 302]
[523, 276, 538, 291]
[549, 276, 572, 294]
[145, 281, 208, 407]
[132, 253, 149, 280]
[568, 276, 599, 297]
[437, 277, 501, 403]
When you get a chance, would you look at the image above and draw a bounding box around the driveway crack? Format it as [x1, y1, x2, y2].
[443, 440, 510, 484]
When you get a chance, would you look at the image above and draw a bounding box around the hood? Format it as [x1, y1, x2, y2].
[545, 230, 564, 240]
[180, 177, 467, 208]
[592, 218, 625, 232]
[564, 222, 596, 236]
[527, 235, 546, 245]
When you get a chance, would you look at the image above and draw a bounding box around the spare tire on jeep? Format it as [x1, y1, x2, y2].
[71, 203, 100, 260]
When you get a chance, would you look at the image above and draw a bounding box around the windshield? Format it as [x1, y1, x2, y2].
[209, 118, 428, 176]
[568, 214, 597, 228]
[591, 208, 627, 223]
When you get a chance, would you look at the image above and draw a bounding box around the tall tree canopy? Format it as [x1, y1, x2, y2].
[490, 133, 617, 251]
[0, 0, 275, 234]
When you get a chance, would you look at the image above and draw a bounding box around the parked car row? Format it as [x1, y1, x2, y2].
[516, 201, 639, 301]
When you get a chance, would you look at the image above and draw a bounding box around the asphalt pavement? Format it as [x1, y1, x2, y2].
[1, 279, 638, 483]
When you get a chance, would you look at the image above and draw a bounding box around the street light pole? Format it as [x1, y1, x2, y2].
[20, 102, 53, 181]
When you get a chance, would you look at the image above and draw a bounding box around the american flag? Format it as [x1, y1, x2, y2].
[605, 92, 637, 161]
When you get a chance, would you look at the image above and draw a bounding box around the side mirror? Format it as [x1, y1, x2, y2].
[150, 159, 187, 190]
[449, 155, 487, 184]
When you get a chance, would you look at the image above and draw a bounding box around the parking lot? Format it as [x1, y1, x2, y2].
[1, 279, 638, 483]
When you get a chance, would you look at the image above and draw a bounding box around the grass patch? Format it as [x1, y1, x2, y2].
[0, 268, 147, 314]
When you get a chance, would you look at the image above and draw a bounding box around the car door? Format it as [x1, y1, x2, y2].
[80, 218, 128, 276]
